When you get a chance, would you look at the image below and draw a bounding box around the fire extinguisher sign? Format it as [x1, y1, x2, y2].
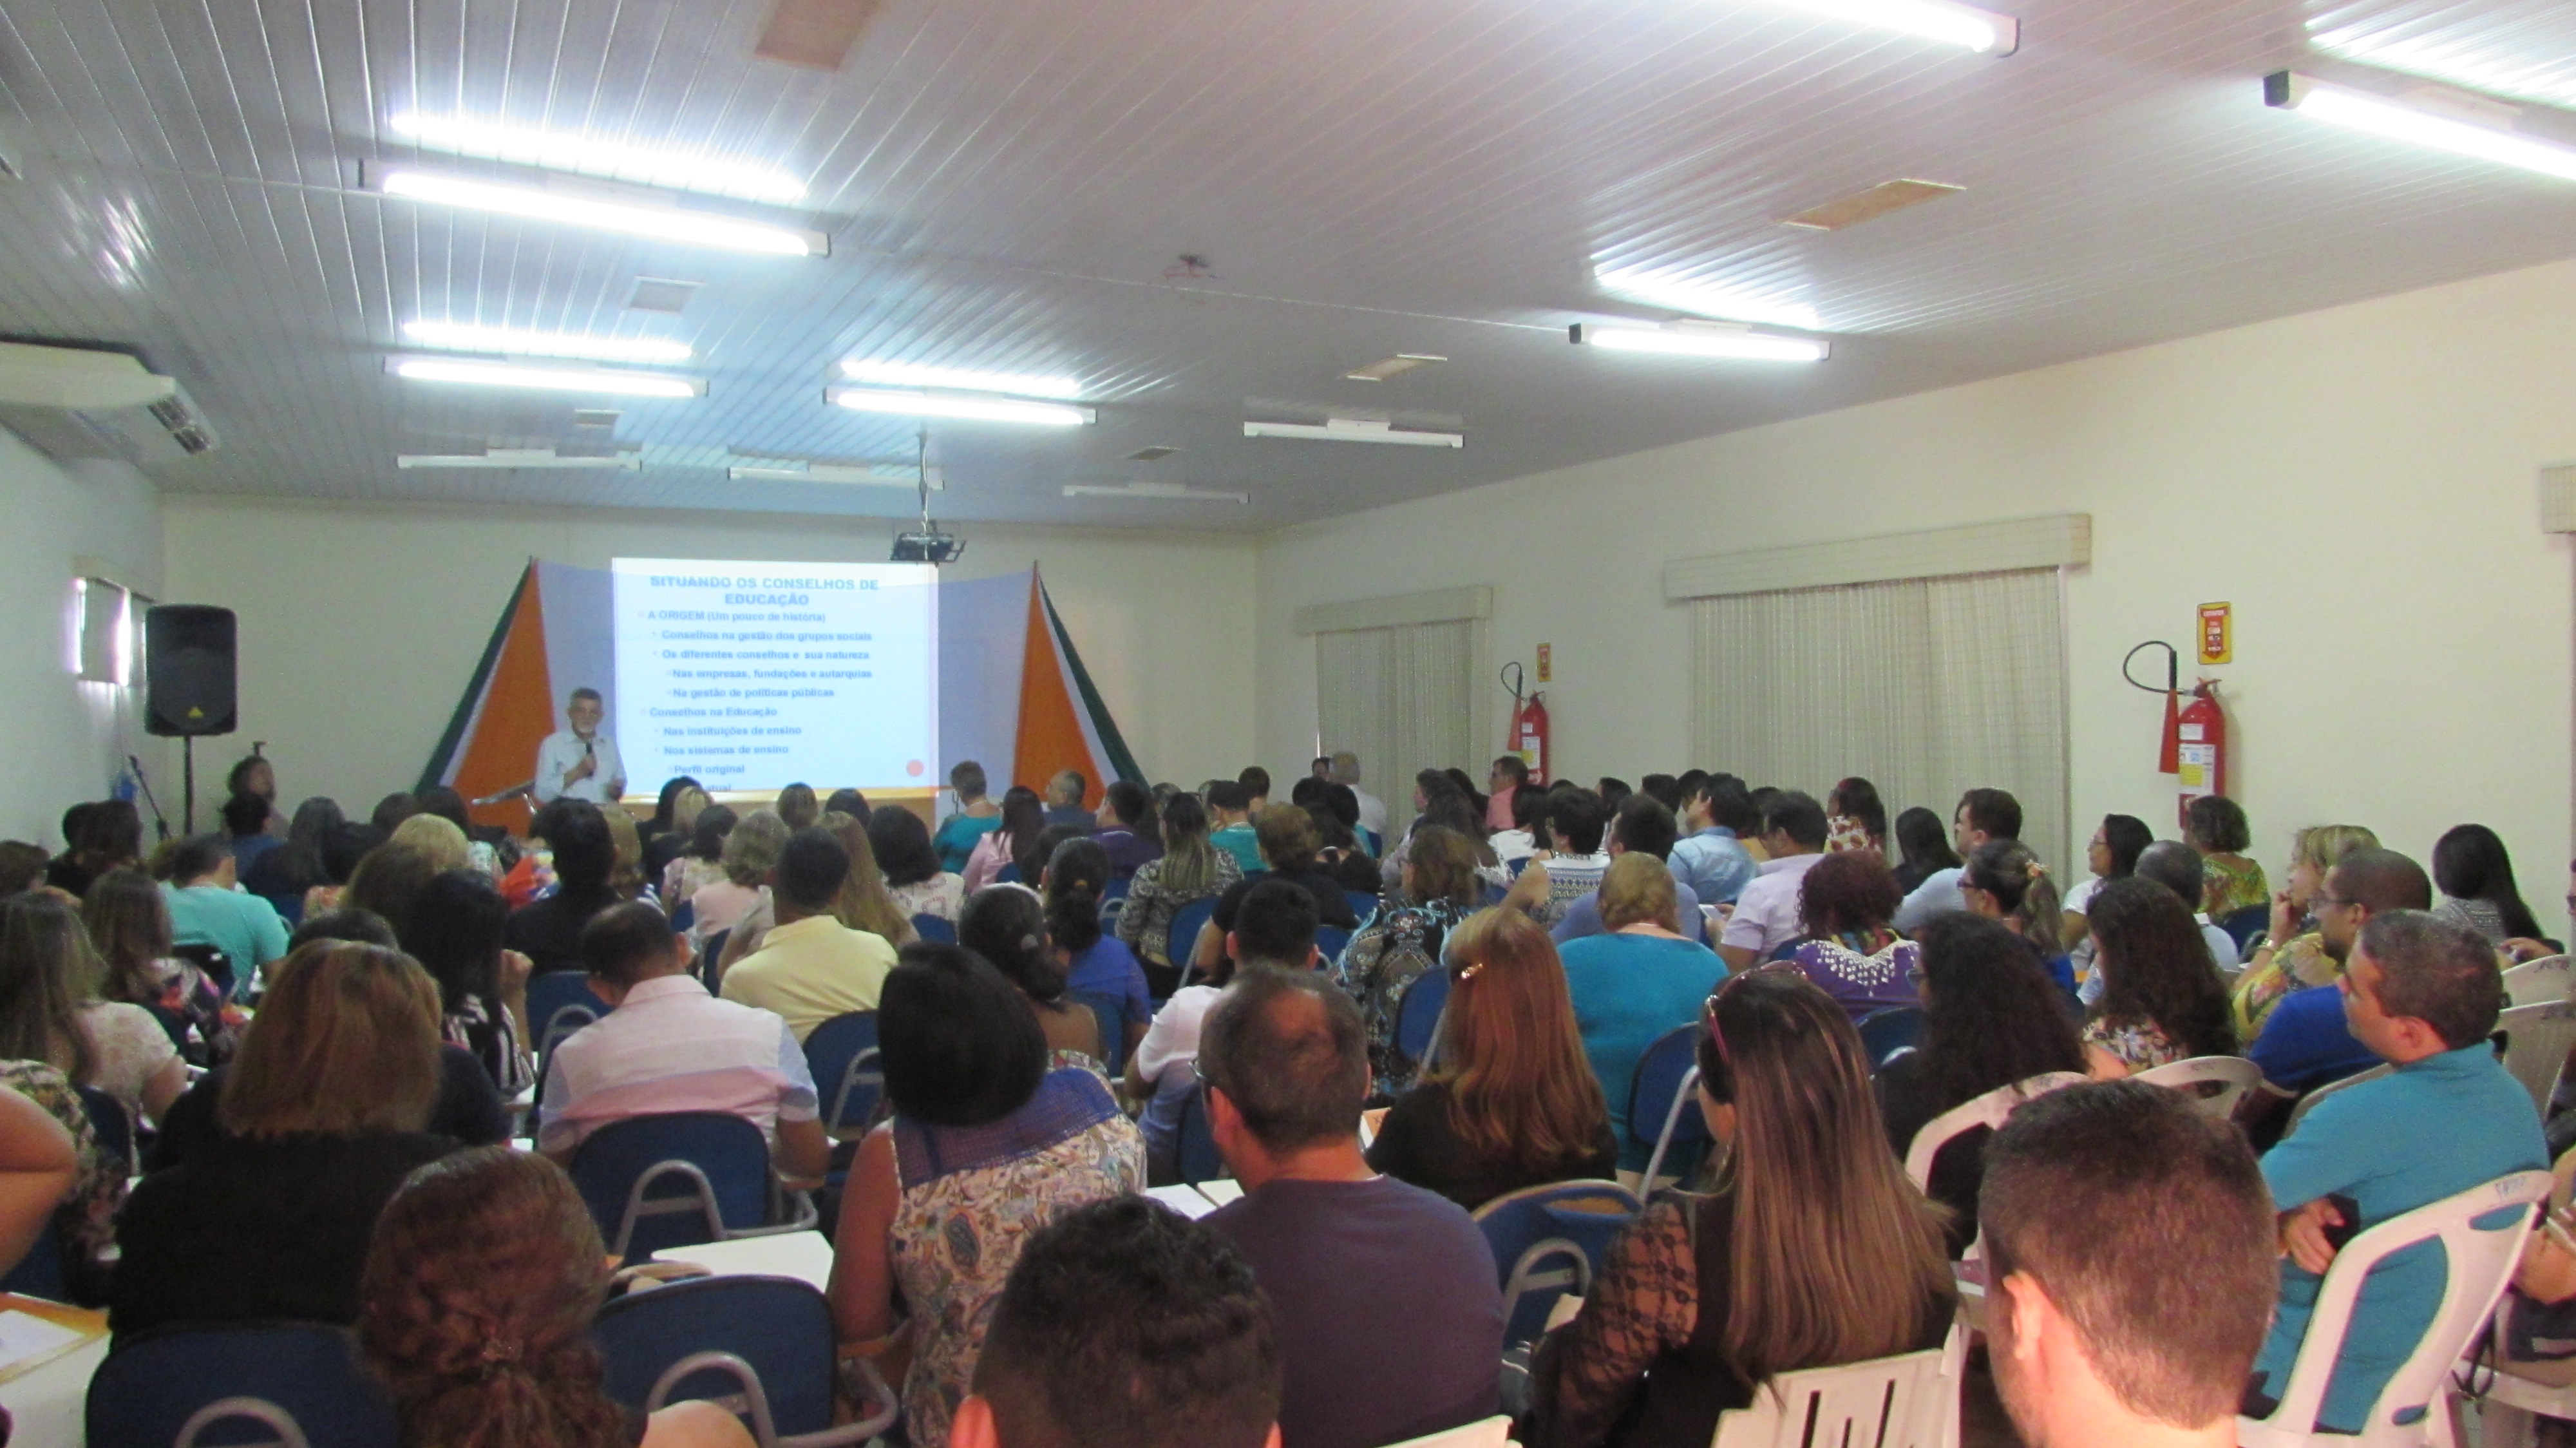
[2197, 602, 2231, 665]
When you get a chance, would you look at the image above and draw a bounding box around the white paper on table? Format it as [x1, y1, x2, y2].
[1194, 1178, 1244, 1208]
[0, 1310, 84, 1373]
[1146, 1184, 1218, 1220]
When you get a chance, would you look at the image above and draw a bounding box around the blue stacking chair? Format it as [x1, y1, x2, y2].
[2222, 904, 2270, 957]
[1473, 1181, 1644, 1348]
[1314, 926, 1353, 967]
[0, 1219, 65, 1300]
[1629, 1026, 1710, 1188]
[1343, 890, 1379, 921]
[996, 862, 1023, 884]
[911, 913, 955, 944]
[595, 1275, 896, 1447]
[801, 1011, 883, 1139]
[1172, 1085, 1227, 1186]
[1394, 967, 1451, 1069]
[698, 929, 732, 987]
[1070, 991, 1131, 1074]
[88, 1322, 399, 1448]
[76, 1085, 132, 1176]
[1103, 877, 1133, 904]
[569, 1112, 813, 1261]
[669, 897, 696, 934]
[1856, 1005, 1925, 1067]
[1168, 898, 1218, 981]
[529, 971, 611, 1043]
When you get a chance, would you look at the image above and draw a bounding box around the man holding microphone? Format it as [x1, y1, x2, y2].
[534, 687, 627, 805]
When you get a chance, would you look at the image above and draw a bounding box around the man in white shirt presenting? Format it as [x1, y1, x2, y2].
[1717, 791, 1829, 969]
[533, 687, 627, 805]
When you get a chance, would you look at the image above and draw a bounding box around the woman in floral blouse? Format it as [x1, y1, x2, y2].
[2081, 878, 2239, 1078]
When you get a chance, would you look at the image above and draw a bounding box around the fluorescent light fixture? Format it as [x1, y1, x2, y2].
[2264, 71, 2576, 183]
[1593, 269, 1821, 330]
[1064, 482, 1247, 502]
[387, 111, 806, 203]
[401, 321, 692, 364]
[1345, 354, 1446, 383]
[1759, 0, 2016, 54]
[368, 164, 827, 256]
[1569, 320, 1828, 362]
[838, 359, 1083, 399]
[397, 448, 642, 470]
[386, 356, 705, 397]
[728, 462, 940, 488]
[1243, 418, 1463, 448]
[828, 388, 1093, 426]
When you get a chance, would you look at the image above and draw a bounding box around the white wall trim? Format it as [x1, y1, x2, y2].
[1294, 584, 1492, 635]
[1661, 513, 2092, 601]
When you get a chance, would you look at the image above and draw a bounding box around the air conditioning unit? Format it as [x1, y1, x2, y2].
[0, 339, 218, 464]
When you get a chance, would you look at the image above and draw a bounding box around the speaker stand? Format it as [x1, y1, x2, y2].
[182, 737, 196, 837]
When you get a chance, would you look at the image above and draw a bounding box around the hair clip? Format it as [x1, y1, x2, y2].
[480, 1337, 523, 1366]
[1454, 960, 1486, 982]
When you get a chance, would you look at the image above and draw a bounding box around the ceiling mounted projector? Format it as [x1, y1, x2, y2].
[892, 529, 963, 564]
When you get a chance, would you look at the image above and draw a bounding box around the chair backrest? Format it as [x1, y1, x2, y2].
[2131, 1054, 2265, 1118]
[569, 1112, 774, 1259]
[1069, 991, 1130, 1074]
[527, 971, 610, 1036]
[76, 1083, 133, 1174]
[2236, 1170, 2550, 1448]
[1103, 876, 1133, 903]
[2286, 1062, 2394, 1134]
[1626, 1025, 1706, 1171]
[1472, 1180, 1642, 1347]
[996, 862, 1023, 884]
[88, 1322, 399, 1448]
[1167, 897, 1218, 972]
[1345, 890, 1379, 921]
[911, 912, 956, 944]
[175, 1398, 311, 1448]
[799, 1011, 883, 1138]
[594, 1273, 840, 1438]
[1394, 966, 1451, 1068]
[1638, 1064, 1707, 1189]
[173, 941, 234, 996]
[1902, 1072, 2090, 1192]
[668, 897, 696, 934]
[0, 1215, 66, 1299]
[2494, 999, 2576, 1116]
[1379, 1415, 1513, 1448]
[2221, 904, 2271, 955]
[1856, 1006, 1924, 1067]
[697, 929, 731, 986]
[2505, 955, 2576, 1009]
[1315, 925, 1353, 966]
[1172, 1084, 1227, 1186]
[1710, 1343, 1955, 1448]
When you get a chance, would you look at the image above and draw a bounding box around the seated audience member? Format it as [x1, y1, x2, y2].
[660, 803, 737, 908]
[953, 1196, 1280, 1448]
[222, 791, 280, 881]
[1824, 776, 1889, 857]
[728, 808, 920, 967]
[1488, 755, 1533, 833]
[1306, 797, 1383, 896]
[372, 791, 422, 832]
[603, 807, 652, 902]
[872, 805, 967, 923]
[1240, 767, 1275, 819]
[0, 1053, 117, 1295]
[113, 942, 463, 1339]
[1513, 788, 1615, 926]
[1490, 784, 1544, 868]
[2128, 841, 2244, 984]
[305, 819, 384, 919]
[688, 806, 788, 944]
[2233, 823, 2378, 1040]
[1778, 849, 1918, 1023]
[155, 832, 290, 993]
[1875, 913, 2089, 1254]
[2079, 877, 2238, 1077]
[243, 797, 344, 922]
[1552, 795, 1706, 944]
[0, 892, 186, 1127]
[1716, 792, 1830, 969]
[719, 829, 896, 1040]
[0, 841, 49, 895]
[774, 782, 820, 833]
[1092, 779, 1164, 877]
[84, 866, 238, 1064]
[965, 786, 1050, 892]
[388, 812, 474, 879]
[1199, 969, 1504, 1448]
[1368, 908, 1616, 1208]
[935, 760, 1005, 874]
[1200, 808, 1361, 966]
[1130, 881, 1311, 1181]
[1557, 854, 1730, 1177]
[826, 787, 872, 822]
[413, 785, 505, 880]
[1669, 776, 1760, 906]
[1596, 777, 1631, 814]
[1336, 829, 1482, 1094]
[1045, 839, 1152, 1060]
[505, 802, 625, 976]
[829, 944, 1144, 1448]
[1207, 781, 1264, 875]
[535, 902, 828, 1182]
[2248, 910, 2544, 1433]
[402, 870, 536, 1094]
[2188, 794, 2269, 921]
[2244, 848, 2432, 1105]
[1117, 793, 1243, 994]
[961, 885, 1101, 1062]
[359, 1147, 753, 1448]
[1894, 788, 2022, 930]
[1045, 770, 1095, 831]
[342, 841, 448, 942]
[1980, 1082, 2277, 1448]
[1639, 774, 1682, 817]
[638, 774, 706, 861]
[1528, 971, 1954, 1448]
[2430, 823, 2547, 948]
[0, 1087, 77, 1280]
[1960, 839, 2076, 1001]
[1391, 785, 1506, 896]
[1331, 752, 1390, 843]
[1889, 805, 1962, 895]
[48, 799, 144, 898]
[2062, 814, 2154, 969]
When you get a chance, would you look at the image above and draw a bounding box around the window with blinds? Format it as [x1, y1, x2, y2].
[1315, 619, 1479, 803]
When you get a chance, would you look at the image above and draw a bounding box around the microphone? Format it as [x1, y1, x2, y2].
[128, 754, 171, 841]
[585, 739, 595, 757]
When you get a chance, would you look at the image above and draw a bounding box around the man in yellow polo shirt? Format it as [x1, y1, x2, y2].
[720, 828, 896, 1042]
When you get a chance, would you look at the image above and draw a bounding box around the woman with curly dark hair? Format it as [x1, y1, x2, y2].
[1777, 850, 1917, 1024]
[2081, 876, 2238, 1077]
[359, 1145, 751, 1448]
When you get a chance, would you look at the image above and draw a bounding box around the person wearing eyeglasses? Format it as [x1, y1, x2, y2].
[2230, 824, 2378, 1040]
[2240, 850, 2431, 1123]
[1524, 971, 1954, 1448]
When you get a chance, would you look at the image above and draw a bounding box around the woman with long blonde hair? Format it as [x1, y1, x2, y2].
[716, 809, 916, 973]
[1365, 908, 1615, 1208]
[1528, 970, 1954, 1448]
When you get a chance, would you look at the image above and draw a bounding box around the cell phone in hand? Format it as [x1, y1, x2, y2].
[2322, 1194, 2363, 1254]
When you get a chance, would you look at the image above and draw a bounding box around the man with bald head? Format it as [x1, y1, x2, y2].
[2246, 848, 2432, 1100]
[1198, 968, 1501, 1448]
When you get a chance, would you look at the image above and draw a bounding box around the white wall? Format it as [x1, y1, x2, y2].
[161, 499, 1258, 812]
[1257, 257, 2576, 935]
[0, 430, 165, 844]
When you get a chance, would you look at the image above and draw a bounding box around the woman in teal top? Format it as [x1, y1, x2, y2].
[932, 760, 1003, 875]
[1556, 854, 1728, 1172]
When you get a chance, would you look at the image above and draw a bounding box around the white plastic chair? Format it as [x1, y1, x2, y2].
[2134, 1055, 2266, 1118]
[2503, 956, 2574, 1009]
[2286, 1063, 2394, 1134]
[2494, 1002, 2576, 1118]
[2238, 1169, 2551, 1448]
[1380, 1415, 1513, 1448]
[1711, 1322, 1965, 1448]
[2469, 1313, 2576, 1448]
[1901, 1072, 2090, 1192]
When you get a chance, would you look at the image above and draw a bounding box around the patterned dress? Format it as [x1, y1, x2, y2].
[887, 1068, 1144, 1446]
[0, 1060, 122, 1269]
[2201, 853, 2270, 921]
[1779, 930, 1919, 1024]
[2081, 1016, 2188, 1074]
[1332, 893, 1469, 1097]
[2231, 929, 2335, 1040]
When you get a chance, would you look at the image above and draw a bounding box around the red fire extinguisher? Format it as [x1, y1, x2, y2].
[2125, 640, 2229, 832]
[1502, 662, 1549, 785]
